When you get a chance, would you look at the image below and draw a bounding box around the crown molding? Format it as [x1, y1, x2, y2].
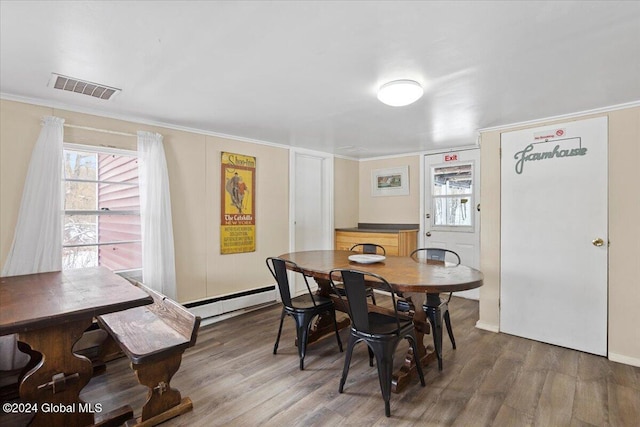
[478, 101, 640, 133]
[0, 92, 294, 152]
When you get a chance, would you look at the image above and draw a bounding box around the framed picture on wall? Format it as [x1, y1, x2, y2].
[371, 166, 409, 196]
[220, 152, 256, 254]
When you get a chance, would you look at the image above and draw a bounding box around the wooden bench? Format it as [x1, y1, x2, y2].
[97, 282, 201, 427]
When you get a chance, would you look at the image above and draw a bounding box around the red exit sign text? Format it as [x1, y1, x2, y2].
[444, 153, 459, 162]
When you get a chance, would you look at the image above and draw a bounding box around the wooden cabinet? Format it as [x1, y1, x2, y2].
[335, 226, 418, 257]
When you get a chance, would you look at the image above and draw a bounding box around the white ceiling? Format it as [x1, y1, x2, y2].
[1, 1, 639, 158]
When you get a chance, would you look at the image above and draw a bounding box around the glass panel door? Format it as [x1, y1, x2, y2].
[431, 163, 474, 231]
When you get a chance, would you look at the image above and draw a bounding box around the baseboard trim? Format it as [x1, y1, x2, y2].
[475, 320, 499, 333]
[608, 352, 640, 368]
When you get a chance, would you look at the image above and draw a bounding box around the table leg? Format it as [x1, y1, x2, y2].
[391, 293, 436, 393]
[18, 319, 95, 427]
[306, 278, 350, 345]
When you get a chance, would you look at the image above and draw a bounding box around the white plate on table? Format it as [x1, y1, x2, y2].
[348, 254, 386, 264]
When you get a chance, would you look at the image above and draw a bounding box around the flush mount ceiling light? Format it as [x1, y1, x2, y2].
[377, 79, 423, 107]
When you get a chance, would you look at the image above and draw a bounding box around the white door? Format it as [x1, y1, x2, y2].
[500, 116, 608, 356]
[290, 149, 333, 295]
[423, 149, 481, 299]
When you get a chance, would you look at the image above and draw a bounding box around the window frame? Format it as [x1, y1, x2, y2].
[430, 161, 475, 233]
[62, 143, 142, 273]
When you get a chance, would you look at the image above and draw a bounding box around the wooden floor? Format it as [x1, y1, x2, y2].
[4, 295, 640, 426]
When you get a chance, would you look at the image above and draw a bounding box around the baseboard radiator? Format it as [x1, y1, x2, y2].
[184, 286, 277, 326]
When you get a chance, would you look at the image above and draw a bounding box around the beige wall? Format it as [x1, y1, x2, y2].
[358, 155, 421, 224]
[3, 98, 638, 364]
[334, 157, 359, 228]
[0, 99, 290, 303]
[607, 107, 640, 363]
[479, 106, 640, 364]
[204, 136, 289, 299]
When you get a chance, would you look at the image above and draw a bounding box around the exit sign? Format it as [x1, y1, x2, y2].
[444, 153, 459, 162]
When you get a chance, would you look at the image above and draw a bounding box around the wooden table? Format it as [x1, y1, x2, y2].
[0, 267, 153, 427]
[278, 250, 483, 392]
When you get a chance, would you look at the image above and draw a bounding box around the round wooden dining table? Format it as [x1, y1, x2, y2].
[278, 250, 484, 392]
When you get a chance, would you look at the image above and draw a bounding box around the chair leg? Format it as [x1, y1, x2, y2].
[273, 309, 286, 354]
[443, 309, 456, 349]
[339, 335, 358, 393]
[295, 312, 314, 370]
[407, 334, 426, 387]
[424, 295, 444, 371]
[330, 308, 343, 352]
[370, 340, 396, 418]
[367, 346, 374, 367]
[369, 290, 377, 305]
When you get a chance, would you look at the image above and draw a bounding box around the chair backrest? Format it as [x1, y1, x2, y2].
[266, 257, 317, 308]
[329, 269, 401, 334]
[410, 248, 461, 265]
[350, 243, 386, 255]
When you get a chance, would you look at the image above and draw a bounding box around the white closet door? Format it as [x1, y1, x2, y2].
[290, 150, 333, 295]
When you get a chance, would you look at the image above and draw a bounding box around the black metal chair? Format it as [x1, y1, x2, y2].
[266, 257, 343, 370]
[332, 243, 386, 305]
[329, 268, 425, 417]
[349, 243, 386, 256]
[407, 247, 461, 370]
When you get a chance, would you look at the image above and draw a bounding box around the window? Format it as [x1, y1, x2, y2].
[431, 163, 473, 230]
[63, 144, 142, 273]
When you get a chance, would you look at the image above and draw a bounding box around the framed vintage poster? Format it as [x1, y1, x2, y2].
[371, 166, 409, 196]
[221, 152, 256, 254]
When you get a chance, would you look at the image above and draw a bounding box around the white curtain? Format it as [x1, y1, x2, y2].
[1, 116, 64, 370]
[137, 131, 177, 300]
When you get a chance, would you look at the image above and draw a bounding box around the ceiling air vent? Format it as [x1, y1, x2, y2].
[49, 73, 121, 100]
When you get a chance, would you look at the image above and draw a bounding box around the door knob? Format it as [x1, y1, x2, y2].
[426, 232, 431, 237]
[592, 238, 604, 247]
